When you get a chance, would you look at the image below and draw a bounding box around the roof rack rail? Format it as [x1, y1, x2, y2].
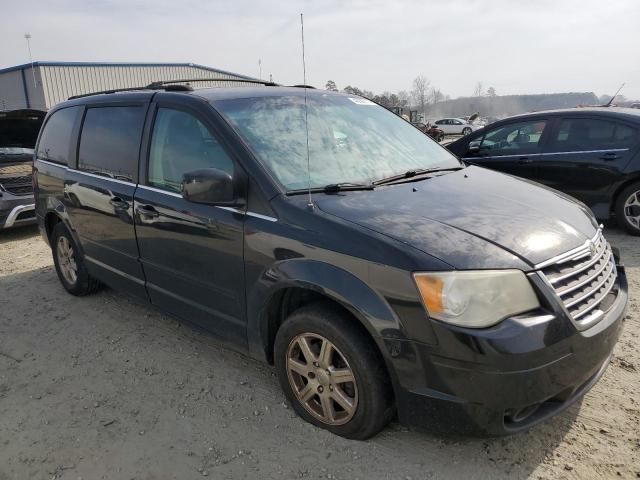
[290, 84, 316, 89]
[68, 77, 279, 100]
[147, 78, 280, 88]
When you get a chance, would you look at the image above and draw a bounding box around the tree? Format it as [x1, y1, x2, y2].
[397, 90, 410, 109]
[487, 86, 497, 97]
[325, 80, 338, 92]
[473, 82, 485, 97]
[431, 87, 444, 104]
[412, 75, 431, 119]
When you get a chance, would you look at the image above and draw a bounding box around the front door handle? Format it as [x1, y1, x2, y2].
[518, 157, 532, 164]
[600, 153, 619, 161]
[136, 205, 160, 218]
[109, 197, 129, 209]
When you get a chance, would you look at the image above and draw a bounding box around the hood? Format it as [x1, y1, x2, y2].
[315, 166, 598, 269]
[0, 109, 46, 150]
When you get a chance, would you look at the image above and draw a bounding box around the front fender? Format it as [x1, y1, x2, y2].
[246, 258, 404, 363]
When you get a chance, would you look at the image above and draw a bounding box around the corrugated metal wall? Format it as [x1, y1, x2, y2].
[40, 64, 253, 108]
[0, 63, 256, 111]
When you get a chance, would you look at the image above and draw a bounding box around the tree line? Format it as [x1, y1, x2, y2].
[324, 77, 498, 117]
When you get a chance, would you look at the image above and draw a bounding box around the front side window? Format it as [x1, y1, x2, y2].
[36, 107, 80, 165]
[550, 118, 637, 151]
[468, 120, 547, 156]
[213, 95, 460, 190]
[78, 106, 145, 182]
[148, 108, 234, 193]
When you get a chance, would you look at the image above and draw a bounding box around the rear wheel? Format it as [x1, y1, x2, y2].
[615, 182, 640, 236]
[274, 302, 394, 439]
[51, 222, 102, 295]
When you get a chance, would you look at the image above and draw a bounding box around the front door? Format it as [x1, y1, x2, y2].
[462, 118, 549, 179]
[534, 116, 637, 215]
[134, 102, 246, 346]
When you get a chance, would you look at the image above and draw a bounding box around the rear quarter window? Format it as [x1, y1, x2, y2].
[36, 106, 81, 165]
[551, 117, 638, 151]
[78, 106, 145, 182]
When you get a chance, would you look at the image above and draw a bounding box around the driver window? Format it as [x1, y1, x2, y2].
[148, 108, 234, 193]
[469, 120, 547, 156]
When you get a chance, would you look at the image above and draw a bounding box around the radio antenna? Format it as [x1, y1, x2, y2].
[604, 83, 625, 107]
[300, 13, 313, 209]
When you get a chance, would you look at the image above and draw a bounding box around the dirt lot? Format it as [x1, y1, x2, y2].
[0, 225, 638, 480]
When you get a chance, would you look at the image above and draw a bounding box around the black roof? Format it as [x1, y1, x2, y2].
[505, 106, 640, 123]
[57, 85, 347, 110]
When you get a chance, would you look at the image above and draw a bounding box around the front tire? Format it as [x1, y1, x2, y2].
[51, 222, 102, 295]
[462, 127, 472, 135]
[274, 302, 394, 440]
[615, 182, 640, 236]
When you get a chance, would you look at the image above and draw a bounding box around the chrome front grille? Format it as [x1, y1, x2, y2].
[539, 230, 618, 325]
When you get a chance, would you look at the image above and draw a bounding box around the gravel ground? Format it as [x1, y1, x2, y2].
[0, 225, 638, 480]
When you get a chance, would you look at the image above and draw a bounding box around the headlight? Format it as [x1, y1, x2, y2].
[413, 270, 540, 328]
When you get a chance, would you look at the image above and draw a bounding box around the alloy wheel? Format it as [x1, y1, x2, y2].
[57, 236, 78, 285]
[624, 190, 640, 228]
[286, 333, 358, 426]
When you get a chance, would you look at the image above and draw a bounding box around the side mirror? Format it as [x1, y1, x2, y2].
[181, 168, 235, 205]
[468, 144, 480, 154]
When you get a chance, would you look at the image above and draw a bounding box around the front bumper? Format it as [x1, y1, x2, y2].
[390, 265, 628, 436]
[0, 193, 36, 229]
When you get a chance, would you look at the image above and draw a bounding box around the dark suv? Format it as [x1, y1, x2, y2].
[34, 85, 627, 439]
[446, 107, 640, 235]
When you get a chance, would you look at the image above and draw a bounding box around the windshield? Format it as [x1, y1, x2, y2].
[213, 94, 460, 190]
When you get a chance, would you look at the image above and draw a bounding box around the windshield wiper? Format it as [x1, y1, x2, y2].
[373, 166, 464, 186]
[322, 182, 374, 193]
[286, 182, 374, 195]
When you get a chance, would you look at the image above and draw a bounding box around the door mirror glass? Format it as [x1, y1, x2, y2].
[181, 168, 234, 205]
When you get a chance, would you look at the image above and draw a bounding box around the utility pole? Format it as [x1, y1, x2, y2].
[258, 59, 262, 80]
[24, 33, 37, 88]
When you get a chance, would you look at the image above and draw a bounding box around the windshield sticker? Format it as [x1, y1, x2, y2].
[348, 97, 376, 106]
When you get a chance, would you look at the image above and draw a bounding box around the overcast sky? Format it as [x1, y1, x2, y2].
[1, 0, 639, 99]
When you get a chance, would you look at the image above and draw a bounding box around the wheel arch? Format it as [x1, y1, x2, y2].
[611, 174, 640, 214]
[246, 259, 403, 371]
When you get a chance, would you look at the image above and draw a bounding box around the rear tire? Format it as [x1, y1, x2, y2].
[274, 301, 394, 440]
[51, 222, 102, 295]
[615, 182, 640, 236]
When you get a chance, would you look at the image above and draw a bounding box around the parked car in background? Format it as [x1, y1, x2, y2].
[0, 109, 45, 229]
[434, 118, 483, 136]
[446, 107, 640, 235]
[411, 122, 445, 142]
[35, 86, 626, 439]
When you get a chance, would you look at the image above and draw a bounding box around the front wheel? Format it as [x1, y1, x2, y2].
[462, 127, 472, 135]
[615, 182, 640, 235]
[274, 302, 394, 439]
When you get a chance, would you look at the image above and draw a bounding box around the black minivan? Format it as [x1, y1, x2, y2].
[34, 84, 627, 439]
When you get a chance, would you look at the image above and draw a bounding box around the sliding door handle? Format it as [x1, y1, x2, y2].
[136, 205, 159, 218]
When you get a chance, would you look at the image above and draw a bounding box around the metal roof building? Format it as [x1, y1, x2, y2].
[0, 61, 258, 111]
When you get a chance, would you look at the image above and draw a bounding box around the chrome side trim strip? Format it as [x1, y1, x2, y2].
[463, 148, 628, 161]
[136, 184, 182, 198]
[3, 203, 35, 228]
[246, 211, 278, 222]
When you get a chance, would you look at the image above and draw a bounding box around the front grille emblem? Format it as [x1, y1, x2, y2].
[589, 241, 597, 258]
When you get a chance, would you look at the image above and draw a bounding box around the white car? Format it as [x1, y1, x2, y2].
[434, 118, 484, 136]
